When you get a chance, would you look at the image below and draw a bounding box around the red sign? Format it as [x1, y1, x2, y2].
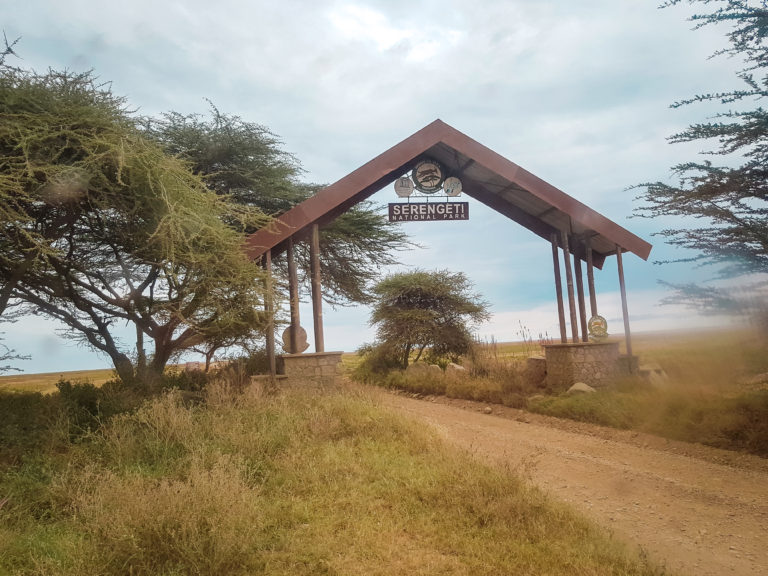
[388, 202, 469, 222]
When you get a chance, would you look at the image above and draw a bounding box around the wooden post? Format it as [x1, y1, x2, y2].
[263, 250, 276, 380]
[584, 236, 597, 316]
[310, 223, 324, 353]
[562, 231, 580, 343]
[616, 246, 633, 361]
[286, 237, 300, 354]
[585, 235, 598, 317]
[551, 233, 567, 343]
[574, 256, 588, 342]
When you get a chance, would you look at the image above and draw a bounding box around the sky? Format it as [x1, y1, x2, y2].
[1, 0, 752, 373]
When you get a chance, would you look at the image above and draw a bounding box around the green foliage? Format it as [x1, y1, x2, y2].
[351, 342, 404, 382]
[0, 59, 271, 381]
[634, 1, 768, 315]
[146, 108, 412, 307]
[0, 390, 66, 466]
[55, 379, 101, 432]
[156, 369, 211, 393]
[369, 269, 490, 368]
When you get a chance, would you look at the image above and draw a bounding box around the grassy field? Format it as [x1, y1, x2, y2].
[0, 379, 666, 575]
[0, 368, 116, 394]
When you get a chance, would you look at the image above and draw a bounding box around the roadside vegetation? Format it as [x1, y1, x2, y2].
[354, 328, 768, 457]
[527, 330, 768, 456]
[0, 371, 665, 575]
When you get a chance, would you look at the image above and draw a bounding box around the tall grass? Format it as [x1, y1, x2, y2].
[0, 381, 665, 575]
[528, 329, 768, 456]
[356, 338, 541, 408]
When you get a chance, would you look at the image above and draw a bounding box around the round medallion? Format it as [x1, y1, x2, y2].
[412, 159, 445, 194]
[587, 315, 608, 340]
[443, 176, 462, 197]
[394, 176, 414, 197]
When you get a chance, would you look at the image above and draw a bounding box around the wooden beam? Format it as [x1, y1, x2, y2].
[286, 237, 300, 354]
[616, 246, 633, 361]
[574, 256, 588, 342]
[551, 234, 567, 343]
[263, 250, 276, 380]
[562, 231, 580, 343]
[310, 224, 324, 353]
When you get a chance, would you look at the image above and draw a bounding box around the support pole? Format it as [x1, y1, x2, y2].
[286, 237, 300, 354]
[263, 250, 276, 380]
[574, 256, 588, 342]
[551, 233, 567, 343]
[310, 223, 325, 353]
[616, 246, 633, 361]
[562, 231, 580, 343]
[585, 235, 598, 317]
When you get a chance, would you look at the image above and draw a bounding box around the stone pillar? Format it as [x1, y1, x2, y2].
[278, 351, 344, 387]
[543, 342, 620, 389]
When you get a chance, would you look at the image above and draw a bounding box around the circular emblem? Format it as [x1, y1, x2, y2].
[587, 315, 608, 340]
[394, 176, 414, 197]
[412, 159, 445, 194]
[443, 176, 462, 197]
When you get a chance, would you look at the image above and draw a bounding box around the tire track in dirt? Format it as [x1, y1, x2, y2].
[383, 392, 768, 576]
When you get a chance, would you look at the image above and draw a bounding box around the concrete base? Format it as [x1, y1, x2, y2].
[618, 354, 639, 376]
[277, 351, 344, 386]
[524, 355, 548, 388]
[543, 342, 619, 389]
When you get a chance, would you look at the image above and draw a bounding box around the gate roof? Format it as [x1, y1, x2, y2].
[245, 119, 651, 268]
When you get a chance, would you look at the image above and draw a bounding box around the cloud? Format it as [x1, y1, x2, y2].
[2, 0, 749, 371]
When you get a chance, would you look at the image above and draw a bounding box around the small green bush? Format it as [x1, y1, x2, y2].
[240, 348, 269, 376]
[56, 379, 103, 434]
[352, 343, 403, 383]
[158, 368, 210, 392]
[0, 391, 65, 465]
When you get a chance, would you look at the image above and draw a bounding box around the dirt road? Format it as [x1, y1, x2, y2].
[383, 392, 768, 576]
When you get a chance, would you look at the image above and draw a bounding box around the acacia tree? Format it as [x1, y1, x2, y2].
[634, 0, 768, 321]
[369, 269, 489, 368]
[145, 109, 412, 306]
[0, 62, 270, 382]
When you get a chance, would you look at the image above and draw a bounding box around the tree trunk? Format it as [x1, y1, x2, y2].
[402, 342, 411, 369]
[136, 325, 147, 377]
[112, 353, 137, 385]
[413, 344, 427, 364]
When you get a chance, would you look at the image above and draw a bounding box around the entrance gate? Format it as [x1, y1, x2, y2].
[245, 120, 652, 387]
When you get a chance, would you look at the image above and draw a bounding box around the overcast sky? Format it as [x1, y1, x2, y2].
[2, 0, 750, 373]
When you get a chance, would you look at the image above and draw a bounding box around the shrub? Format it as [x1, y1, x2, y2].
[158, 368, 210, 392]
[240, 347, 270, 375]
[352, 343, 403, 384]
[55, 379, 103, 433]
[0, 391, 66, 465]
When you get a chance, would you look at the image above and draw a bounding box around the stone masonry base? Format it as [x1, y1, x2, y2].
[543, 342, 619, 389]
[277, 351, 344, 386]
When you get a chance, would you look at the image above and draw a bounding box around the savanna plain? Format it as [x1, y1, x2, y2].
[1, 328, 766, 575]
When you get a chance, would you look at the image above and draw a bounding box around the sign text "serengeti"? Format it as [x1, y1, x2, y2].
[388, 202, 469, 222]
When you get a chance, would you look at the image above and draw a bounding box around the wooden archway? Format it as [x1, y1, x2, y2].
[245, 120, 652, 375]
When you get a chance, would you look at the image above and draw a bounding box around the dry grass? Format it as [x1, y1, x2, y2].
[527, 327, 768, 455]
[351, 327, 768, 456]
[0, 368, 115, 394]
[0, 381, 666, 575]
